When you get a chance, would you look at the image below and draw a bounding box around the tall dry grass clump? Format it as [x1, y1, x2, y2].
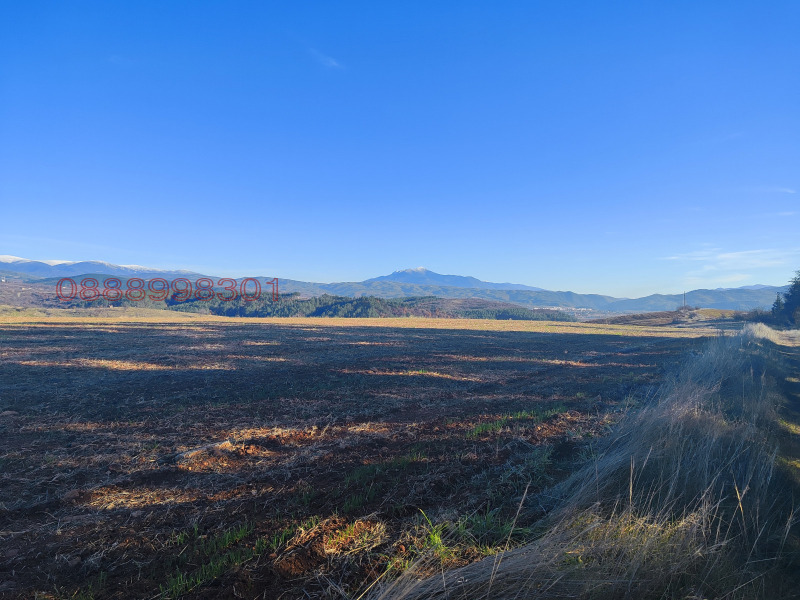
[374, 332, 798, 599]
[742, 321, 800, 346]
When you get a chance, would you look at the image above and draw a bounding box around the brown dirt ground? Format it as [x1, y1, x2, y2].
[0, 311, 721, 599]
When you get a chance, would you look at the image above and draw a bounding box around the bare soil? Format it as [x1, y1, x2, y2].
[0, 311, 719, 599]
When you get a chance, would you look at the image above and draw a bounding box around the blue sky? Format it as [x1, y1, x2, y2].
[1, 1, 798, 296]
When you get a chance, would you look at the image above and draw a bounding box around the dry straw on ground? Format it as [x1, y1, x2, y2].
[374, 327, 800, 600]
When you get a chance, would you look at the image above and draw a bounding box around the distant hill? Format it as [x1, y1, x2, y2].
[363, 267, 545, 291]
[1, 255, 790, 313]
[54, 291, 576, 321]
[276, 278, 612, 307]
[0, 255, 201, 280]
[0, 269, 41, 283]
[605, 287, 788, 312]
[277, 279, 787, 312]
[728, 284, 774, 290]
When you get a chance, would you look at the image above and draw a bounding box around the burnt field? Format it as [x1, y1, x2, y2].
[0, 311, 721, 599]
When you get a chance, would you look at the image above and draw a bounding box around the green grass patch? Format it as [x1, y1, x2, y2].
[157, 518, 324, 599]
[340, 450, 429, 514]
[468, 405, 566, 439]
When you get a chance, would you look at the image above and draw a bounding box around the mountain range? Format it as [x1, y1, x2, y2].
[0, 256, 788, 313]
[0, 255, 198, 279]
[364, 267, 545, 291]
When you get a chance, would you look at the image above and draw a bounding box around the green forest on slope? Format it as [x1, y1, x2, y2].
[60, 292, 576, 321]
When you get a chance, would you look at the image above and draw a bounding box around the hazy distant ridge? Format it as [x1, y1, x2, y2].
[364, 268, 545, 291]
[0, 257, 787, 312]
[0, 256, 201, 279]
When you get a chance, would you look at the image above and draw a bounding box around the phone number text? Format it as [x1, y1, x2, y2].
[55, 277, 279, 303]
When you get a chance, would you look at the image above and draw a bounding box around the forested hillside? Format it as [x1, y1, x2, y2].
[59, 292, 576, 321]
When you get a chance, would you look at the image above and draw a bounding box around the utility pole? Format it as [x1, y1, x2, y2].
[683, 291, 686, 308]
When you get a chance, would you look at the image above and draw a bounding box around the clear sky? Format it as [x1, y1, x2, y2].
[1, 1, 798, 296]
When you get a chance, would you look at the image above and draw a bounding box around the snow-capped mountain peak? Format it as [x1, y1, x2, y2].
[0, 255, 75, 266]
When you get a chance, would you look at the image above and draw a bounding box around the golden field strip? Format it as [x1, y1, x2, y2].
[0, 306, 723, 337]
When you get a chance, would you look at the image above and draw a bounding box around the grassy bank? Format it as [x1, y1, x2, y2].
[0, 314, 707, 599]
[376, 325, 800, 599]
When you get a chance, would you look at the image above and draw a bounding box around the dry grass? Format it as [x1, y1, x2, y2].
[742, 322, 800, 346]
[375, 330, 800, 600]
[0, 308, 723, 598]
[0, 305, 722, 337]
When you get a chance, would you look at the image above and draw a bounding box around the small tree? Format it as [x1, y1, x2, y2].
[784, 270, 800, 325]
[772, 292, 785, 318]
